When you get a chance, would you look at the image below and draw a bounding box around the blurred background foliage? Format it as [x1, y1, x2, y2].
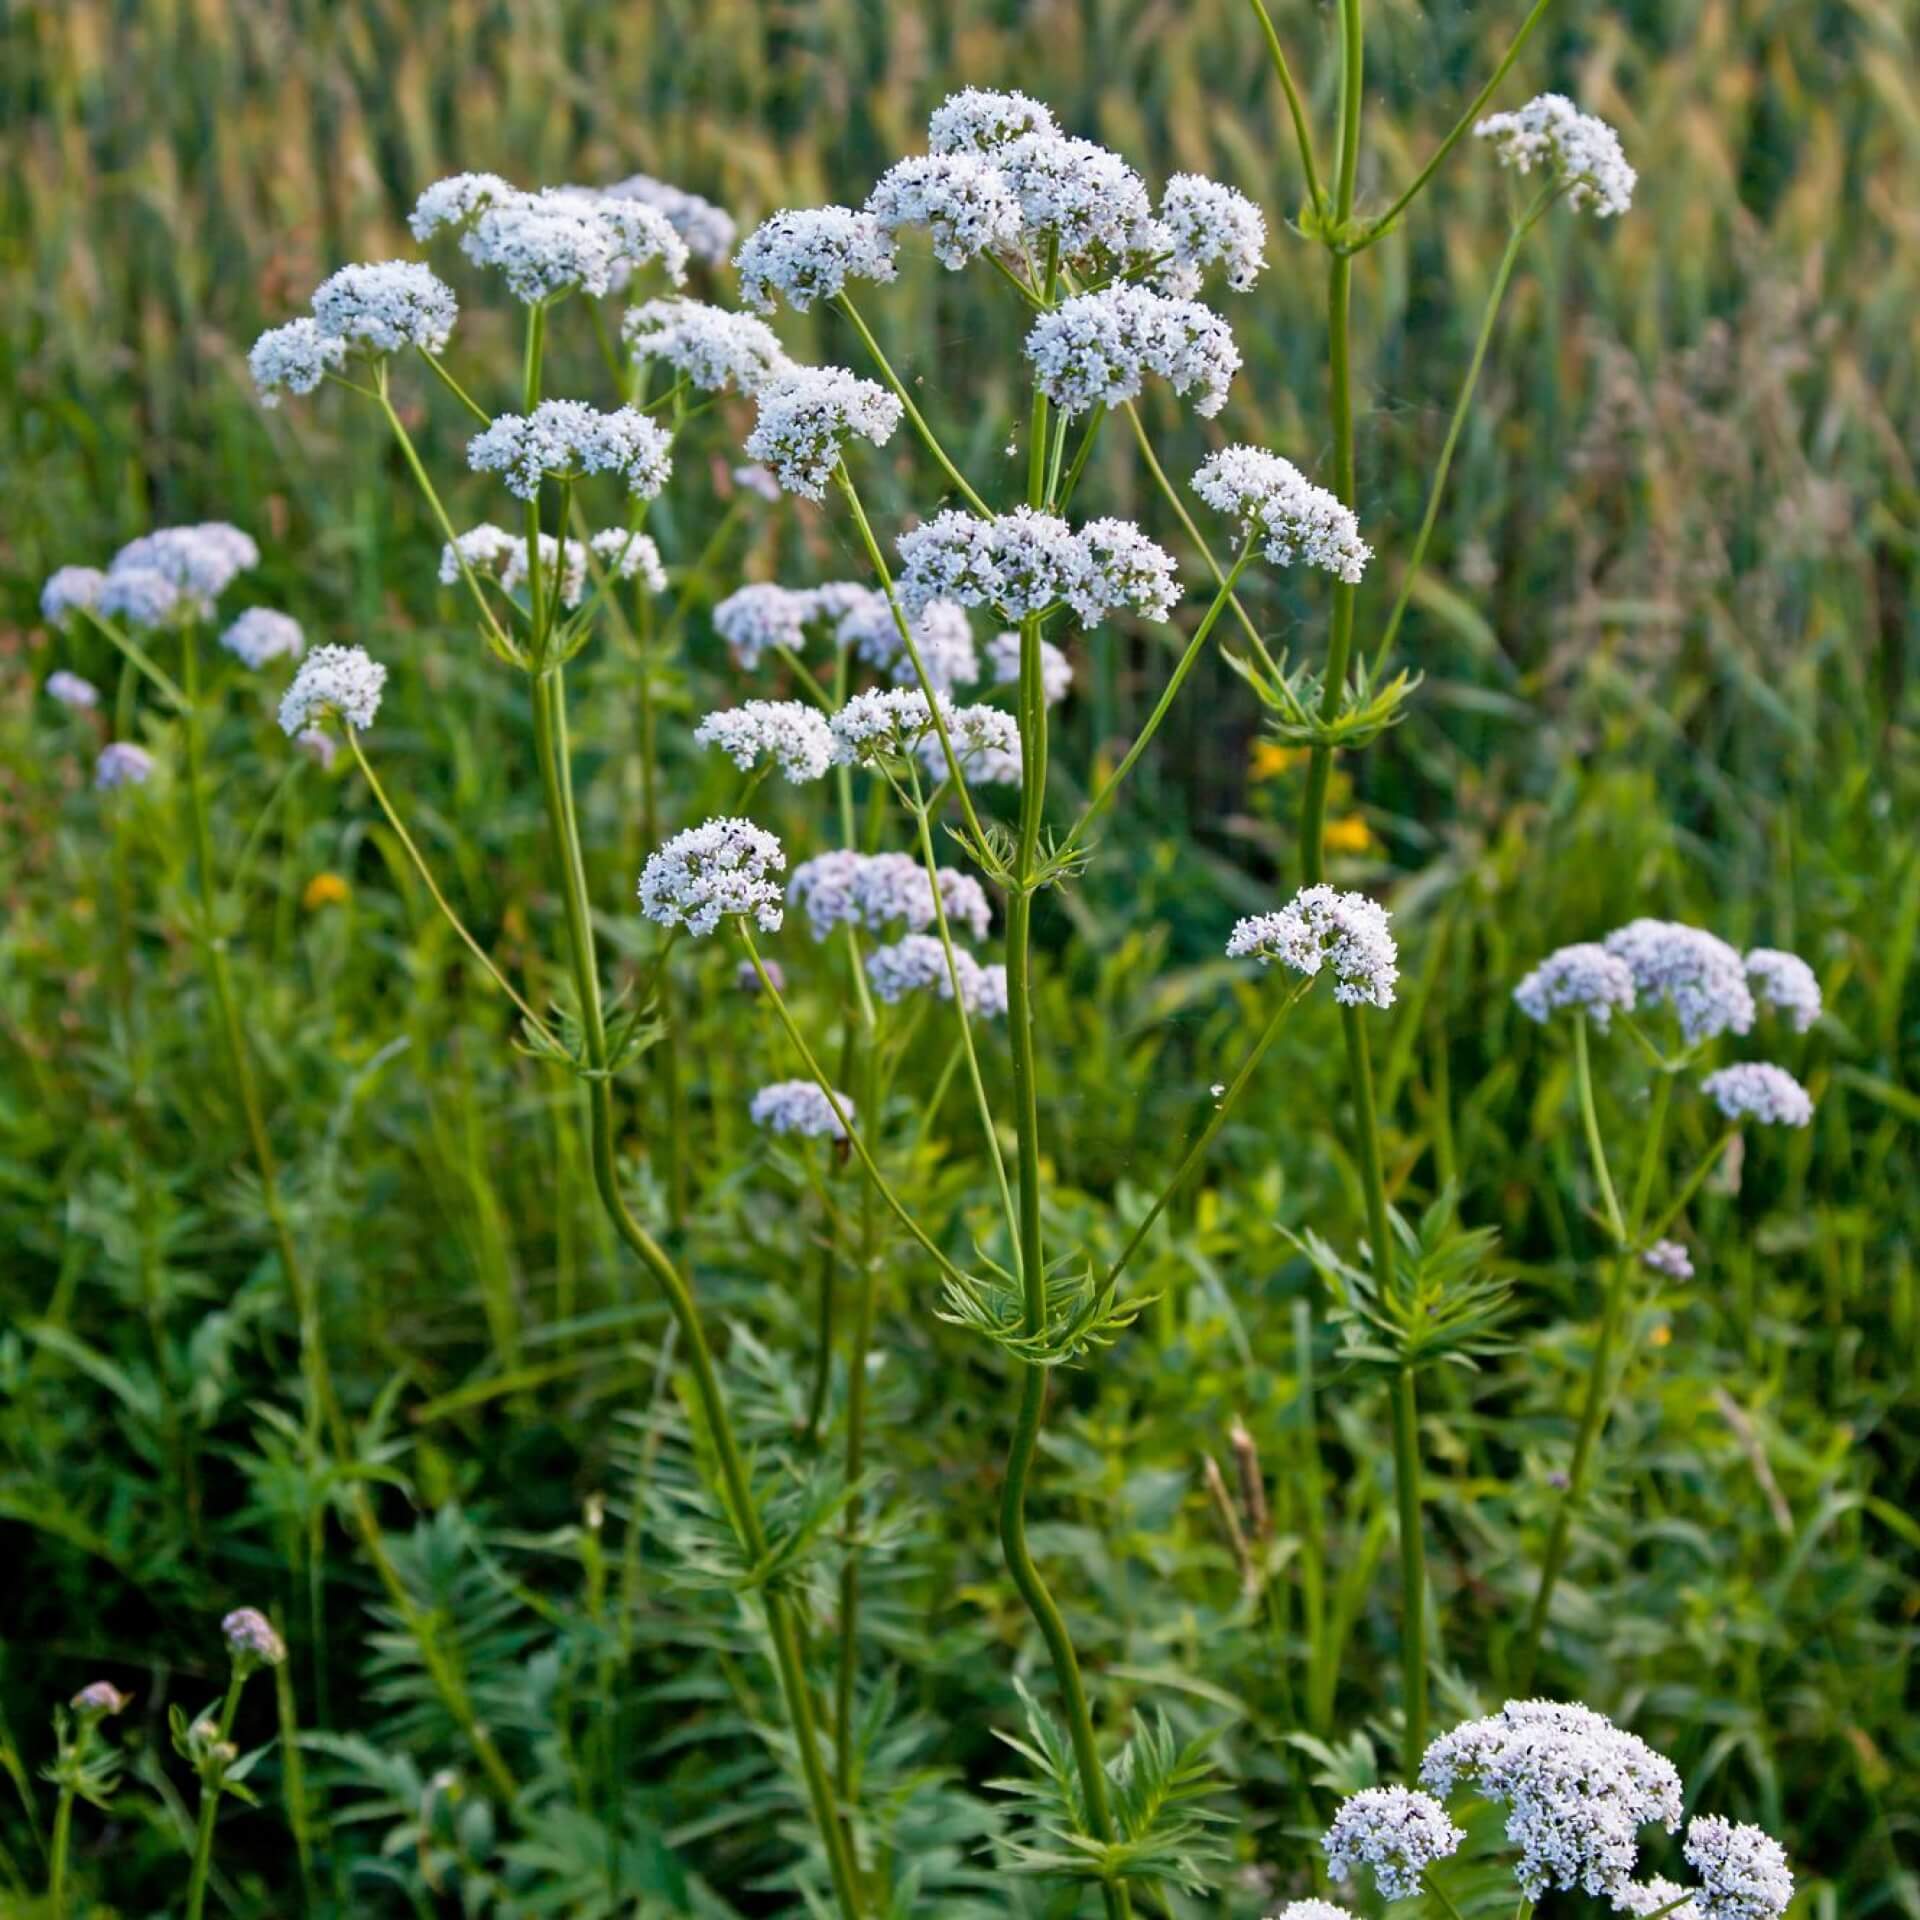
[1, 0, 1916, 1914]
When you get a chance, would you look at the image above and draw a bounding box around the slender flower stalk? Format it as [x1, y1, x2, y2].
[183, 1667, 247, 1920]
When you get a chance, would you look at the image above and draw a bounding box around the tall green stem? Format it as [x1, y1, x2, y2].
[184, 1670, 246, 1920]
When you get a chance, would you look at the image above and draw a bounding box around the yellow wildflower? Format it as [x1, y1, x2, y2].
[1324, 814, 1374, 854]
[1250, 741, 1307, 782]
[303, 872, 351, 910]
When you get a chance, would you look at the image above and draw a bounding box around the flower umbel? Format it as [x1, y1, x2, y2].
[278, 645, 388, 735]
[638, 818, 786, 937]
[1323, 1787, 1465, 1902]
[1227, 885, 1400, 1008]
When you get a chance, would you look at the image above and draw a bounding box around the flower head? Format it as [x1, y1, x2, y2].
[1700, 1062, 1813, 1128]
[694, 700, 835, 782]
[837, 592, 980, 692]
[1682, 1817, 1793, 1920]
[829, 686, 950, 766]
[1419, 1700, 1684, 1899]
[93, 525, 259, 628]
[220, 608, 305, 668]
[95, 742, 156, 790]
[41, 567, 107, 629]
[734, 206, 897, 313]
[1274, 1904, 1355, 1920]
[46, 668, 101, 710]
[1743, 948, 1820, 1033]
[248, 318, 347, 405]
[1603, 920, 1755, 1045]
[71, 1681, 132, 1719]
[1193, 447, 1371, 582]
[1156, 174, 1267, 293]
[221, 1607, 288, 1670]
[1068, 518, 1179, 624]
[311, 261, 458, 353]
[1227, 885, 1399, 1008]
[997, 132, 1158, 269]
[1323, 1787, 1465, 1902]
[928, 89, 1059, 157]
[1514, 942, 1638, 1030]
[279, 644, 388, 735]
[742, 366, 903, 500]
[926, 703, 1023, 786]
[623, 297, 791, 393]
[1615, 1878, 1703, 1920]
[467, 401, 673, 500]
[1024, 285, 1240, 419]
[867, 934, 1000, 1015]
[1475, 93, 1636, 216]
[750, 1079, 853, 1140]
[603, 172, 738, 265]
[987, 629, 1072, 704]
[714, 582, 821, 669]
[413, 177, 687, 299]
[638, 817, 786, 936]
[409, 171, 516, 239]
[866, 154, 1026, 268]
[1641, 1239, 1694, 1280]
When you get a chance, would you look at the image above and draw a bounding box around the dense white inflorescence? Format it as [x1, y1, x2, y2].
[1273, 1904, 1355, 1920]
[1227, 885, 1400, 1009]
[221, 1607, 288, 1669]
[829, 687, 950, 765]
[1419, 1700, 1685, 1900]
[442, 526, 666, 607]
[924, 702, 1024, 786]
[1603, 920, 1755, 1045]
[735, 207, 898, 313]
[249, 318, 348, 405]
[693, 700, 835, 782]
[1642, 1239, 1695, 1280]
[867, 935, 1002, 1016]
[1700, 1062, 1813, 1128]
[638, 817, 786, 937]
[742, 366, 904, 500]
[467, 402, 674, 500]
[41, 567, 107, 628]
[220, 608, 304, 668]
[408, 171, 516, 239]
[1193, 447, 1372, 583]
[278, 645, 388, 735]
[714, 583, 820, 669]
[987, 629, 1073, 704]
[897, 507, 1176, 627]
[866, 154, 1027, 268]
[750, 1079, 853, 1140]
[89, 524, 260, 628]
[1024, 285, 1241, 418]
[1323, 1787, 1466, 1903]
[1514, 942, 1639, 1030]
[1069, 518, 1180, 623]
[95, 742, 156, 790]
[837, 591, 981, 692]
[786, 851, 990, 942]
[46, 669, 101, 710]
[997, 131, 1158, 269]
[1682, 1817, 1794, 1920]
[603, 172, 739, 265]
[1743, 948, 1821, 1033]
[1474, 93, 1637, 216]
[1156, 174, 1268, 293]
[417, 180, 688, 301]
[311, 262, 459, 353]
[1614, 1878, 1703, 1920]
[623, 297, 791, 394]
[927, 89, 1060, 157]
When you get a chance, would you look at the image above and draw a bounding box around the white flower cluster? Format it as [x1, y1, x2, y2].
[1682, 1817, 1795, 1920]
[312, 261, 459, 352]
[412, 175, 688, 301]
[866, 154, 1027, 269]
[1193, 447, 1372, 583]
[1419, 1700, 1684, 1900]
[1615, 1878, 1703, 1920]
[1604, 920, 1755, 1045]
[221, 1607, 289, 1669]
[220, 607, 304, 668]
[828, 687, 948, 765]
[750, 1079, 852, 1141]
[742, 366, 904, 500]
[787, 850, 991, 943]
[248, 318, 347, 406]
[1156, 174, 1267, 293]
[1024, 285, 1240, 419]
[836, 591, 981, 693]
[867, 934, 1007, 1017]
[441, 525, 666, 607]
[713, 583, 820, 669]
[603, 171, 738, 265]
[95, 742, 155, 790]
[1513, 942, 1639, 1030]
[1700, 1062, 1813, 1128]
[1642, 1239, 1695, 1280]
[278, 644, 388, 735]
[986, 629, 1073, 704]
[1322, 1787, 1465, 1902]
[87, 524, 260, 629]
[694, 700, 835, 782]
[897, 507, 1177, 626]
[1743, 948, 1821, 1032]
[41, 567, 107, 629]
[928, 89, 1059, 156]
[467, 401, 673, 500]
[1227, 885, 1400, 1009]
[1474, 93, 1637, 217]
[46, 669, 101, 709]
[638, 817, 786, 936]
[1273, 1904, 1354, 1920]
[928, 703, 1023, 786]
[623, 297, 791, 394]
[997, 131, 1159, 270]
[735, 207, 898, 313]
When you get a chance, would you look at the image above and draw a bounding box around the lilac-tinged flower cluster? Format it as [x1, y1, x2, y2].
[220, 608, 304, 668]
[1193, 447, 1371, 583]
[1642, 1239, 1694, 1280]
[603, 172, 738, 265]
[467, 401, 673, 500]
[897, 507, 1177, 627]
[71, 1681, 132, 1719]
[442, 526, 666, 607]
[1700, 1062, 1813, 1128]
[89, 524, 260, 629]
[95, 743, 156, 790]
[221, 1607, 288, 1669]
[837, 592, 981, 693]
[638, 818, 786, 936]
[743, 366, 903, 500]
[248, 317, 347, 405]
[1514, 942, 1638, 1030]
[1227, 885, 1399, 1009]
[1614, 1878, 1703, 1920]
[41, 567, 107, 629]
[693, 700, 835, 782]
[1475, 93, 1637, 217]
[996, 131, 1159, 269]
[278, 645, 388, 735]
[750, 1079, 853, 1141]
[1322, 1787, 1465, 1902]
[829, 687, 949, 765]
[1682, 1817, 1794, 1920]
[623, 297, 791, 394]
[787, 850, 990, 942]
[735, 207, 897, 313]
[1744, 948, 1821, 1032]
[926, 701, 1023, 787]
[46, 669, 101, 710]
[1024, 285, 1241, 419]
[867, 934, 1006, 1017]
[1603, 920, 1755, 1045]
[714, 583, 819, 669]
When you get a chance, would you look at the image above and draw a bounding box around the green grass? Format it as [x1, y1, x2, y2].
[2, 0, 1917, 1915]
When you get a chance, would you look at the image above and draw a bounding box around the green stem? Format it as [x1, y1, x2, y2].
[531, 671, 865, 1917]
[184, 1670, 247, 1920]
[78, 608, 187, 708]
[1245, 0, 1328, 213]
[49, 1782, 74, 1918]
